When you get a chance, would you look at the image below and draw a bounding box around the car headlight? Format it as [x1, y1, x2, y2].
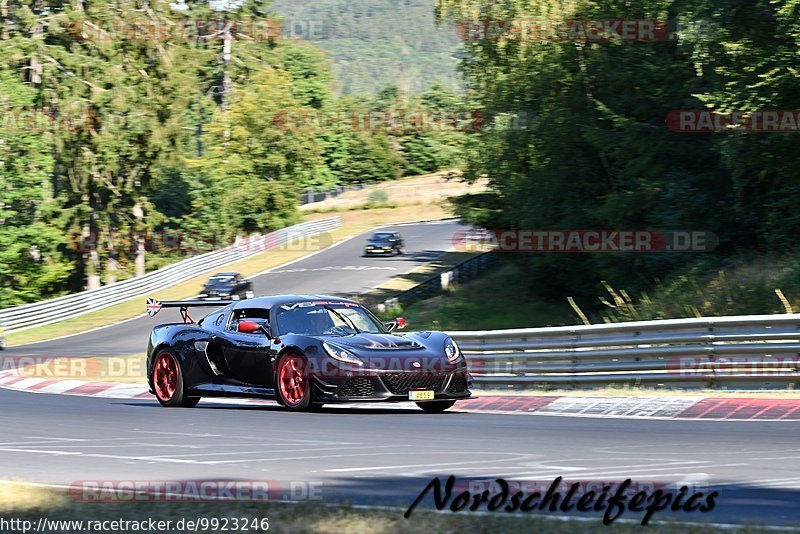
[323, 342, 363, 366]
[444, 338, 461, 362]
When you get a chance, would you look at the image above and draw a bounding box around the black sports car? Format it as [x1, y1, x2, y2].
[198, 272, 254, 300]
[363, 231, 404, 256]
[144, 295, 471, 412]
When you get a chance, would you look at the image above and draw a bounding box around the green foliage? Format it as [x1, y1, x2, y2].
[0, 0, 462, 306]
[322, 130, 403, 184]
[396, 262, 575, 330]
[0, 68, 73, 306]
[270, 0, 463, 95]
[362, 188, 396, 209]
[439, 0, 800, 314]
[188, 67, 324, 232]
[366, 190, 389, 204]
[599, 257, 800, 322]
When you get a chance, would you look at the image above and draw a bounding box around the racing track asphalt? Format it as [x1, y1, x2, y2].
[4, 220, 464, 357]
[0, 388, 798, 527]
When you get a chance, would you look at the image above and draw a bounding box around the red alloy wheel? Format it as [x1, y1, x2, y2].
[278, 355, 307, 406]
[153, 352, 179, 403]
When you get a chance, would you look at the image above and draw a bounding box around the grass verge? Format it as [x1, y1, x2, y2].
[300, 170, 486, 214]
[0, 482, 782, 533]
[394, 261, 576, 332]
[361, 251, 482, 308]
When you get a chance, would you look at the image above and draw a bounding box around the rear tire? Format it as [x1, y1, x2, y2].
[416, 400, 456, 413]
[152, 350, 196, 408]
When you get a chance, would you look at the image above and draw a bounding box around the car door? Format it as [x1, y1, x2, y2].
[214, 310, 276, 386]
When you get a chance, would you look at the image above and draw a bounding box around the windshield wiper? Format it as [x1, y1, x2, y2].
[324, 306, 361, 334]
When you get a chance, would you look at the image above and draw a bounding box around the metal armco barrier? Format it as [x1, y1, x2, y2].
[300, 184, 367, 205]
[448, 314, 800, 389]
[382, 252, 496, 308]
[0, 217, 341, 333]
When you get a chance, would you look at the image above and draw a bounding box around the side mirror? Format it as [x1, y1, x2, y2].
[238, 321, 261, 334]
[385, 317, 406, 332]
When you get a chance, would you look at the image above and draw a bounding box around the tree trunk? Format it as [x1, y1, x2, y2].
[106, 255, 118, 284]
[133, 202, 145, 277]
[83, 223, 101, 290]
[221, 22, 232, 143]
[0, 0, 9, 41]
[30, 19, 43, 85]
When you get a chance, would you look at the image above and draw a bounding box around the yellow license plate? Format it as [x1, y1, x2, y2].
[409, 390, 435, 401]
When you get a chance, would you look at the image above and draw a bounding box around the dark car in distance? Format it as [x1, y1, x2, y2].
[199, 272, 254, 301]
[364, 231, 404, 256]
[145, 295, 471, 412]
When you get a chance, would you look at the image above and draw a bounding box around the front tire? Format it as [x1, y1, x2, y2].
[276, 354, 313, 411]
[152, 350, 198, 407]
[416, 400, 456, 413]
[182, 396, 201, 408]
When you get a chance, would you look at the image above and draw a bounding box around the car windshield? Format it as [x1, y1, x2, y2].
[371, 233, 393, 241]
[275, 302, 386, 336]
[207, 275, 236, 285]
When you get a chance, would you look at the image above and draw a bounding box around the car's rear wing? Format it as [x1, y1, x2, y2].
[146, 298, 230, 324]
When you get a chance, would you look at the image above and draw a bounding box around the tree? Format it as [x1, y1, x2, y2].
[0, 68, 72, 306]
[438, 0, 735, 300]
[188, 67, 325, 233]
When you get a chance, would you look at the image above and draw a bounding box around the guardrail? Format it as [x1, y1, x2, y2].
[380, 252, 495, 309]
[300, 184, 368, 205]
[0, 217, 341, 333]
[449, 314, 800, 389]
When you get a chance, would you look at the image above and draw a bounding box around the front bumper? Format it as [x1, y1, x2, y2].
[311, 369, 472, 403]
[364, 247, 394, 255]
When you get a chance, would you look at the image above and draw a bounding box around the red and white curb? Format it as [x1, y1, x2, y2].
[1, 370, 799, 420]
[0, 371, 151, 399]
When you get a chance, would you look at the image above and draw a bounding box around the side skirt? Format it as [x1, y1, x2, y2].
[189, 382, 276, 399]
